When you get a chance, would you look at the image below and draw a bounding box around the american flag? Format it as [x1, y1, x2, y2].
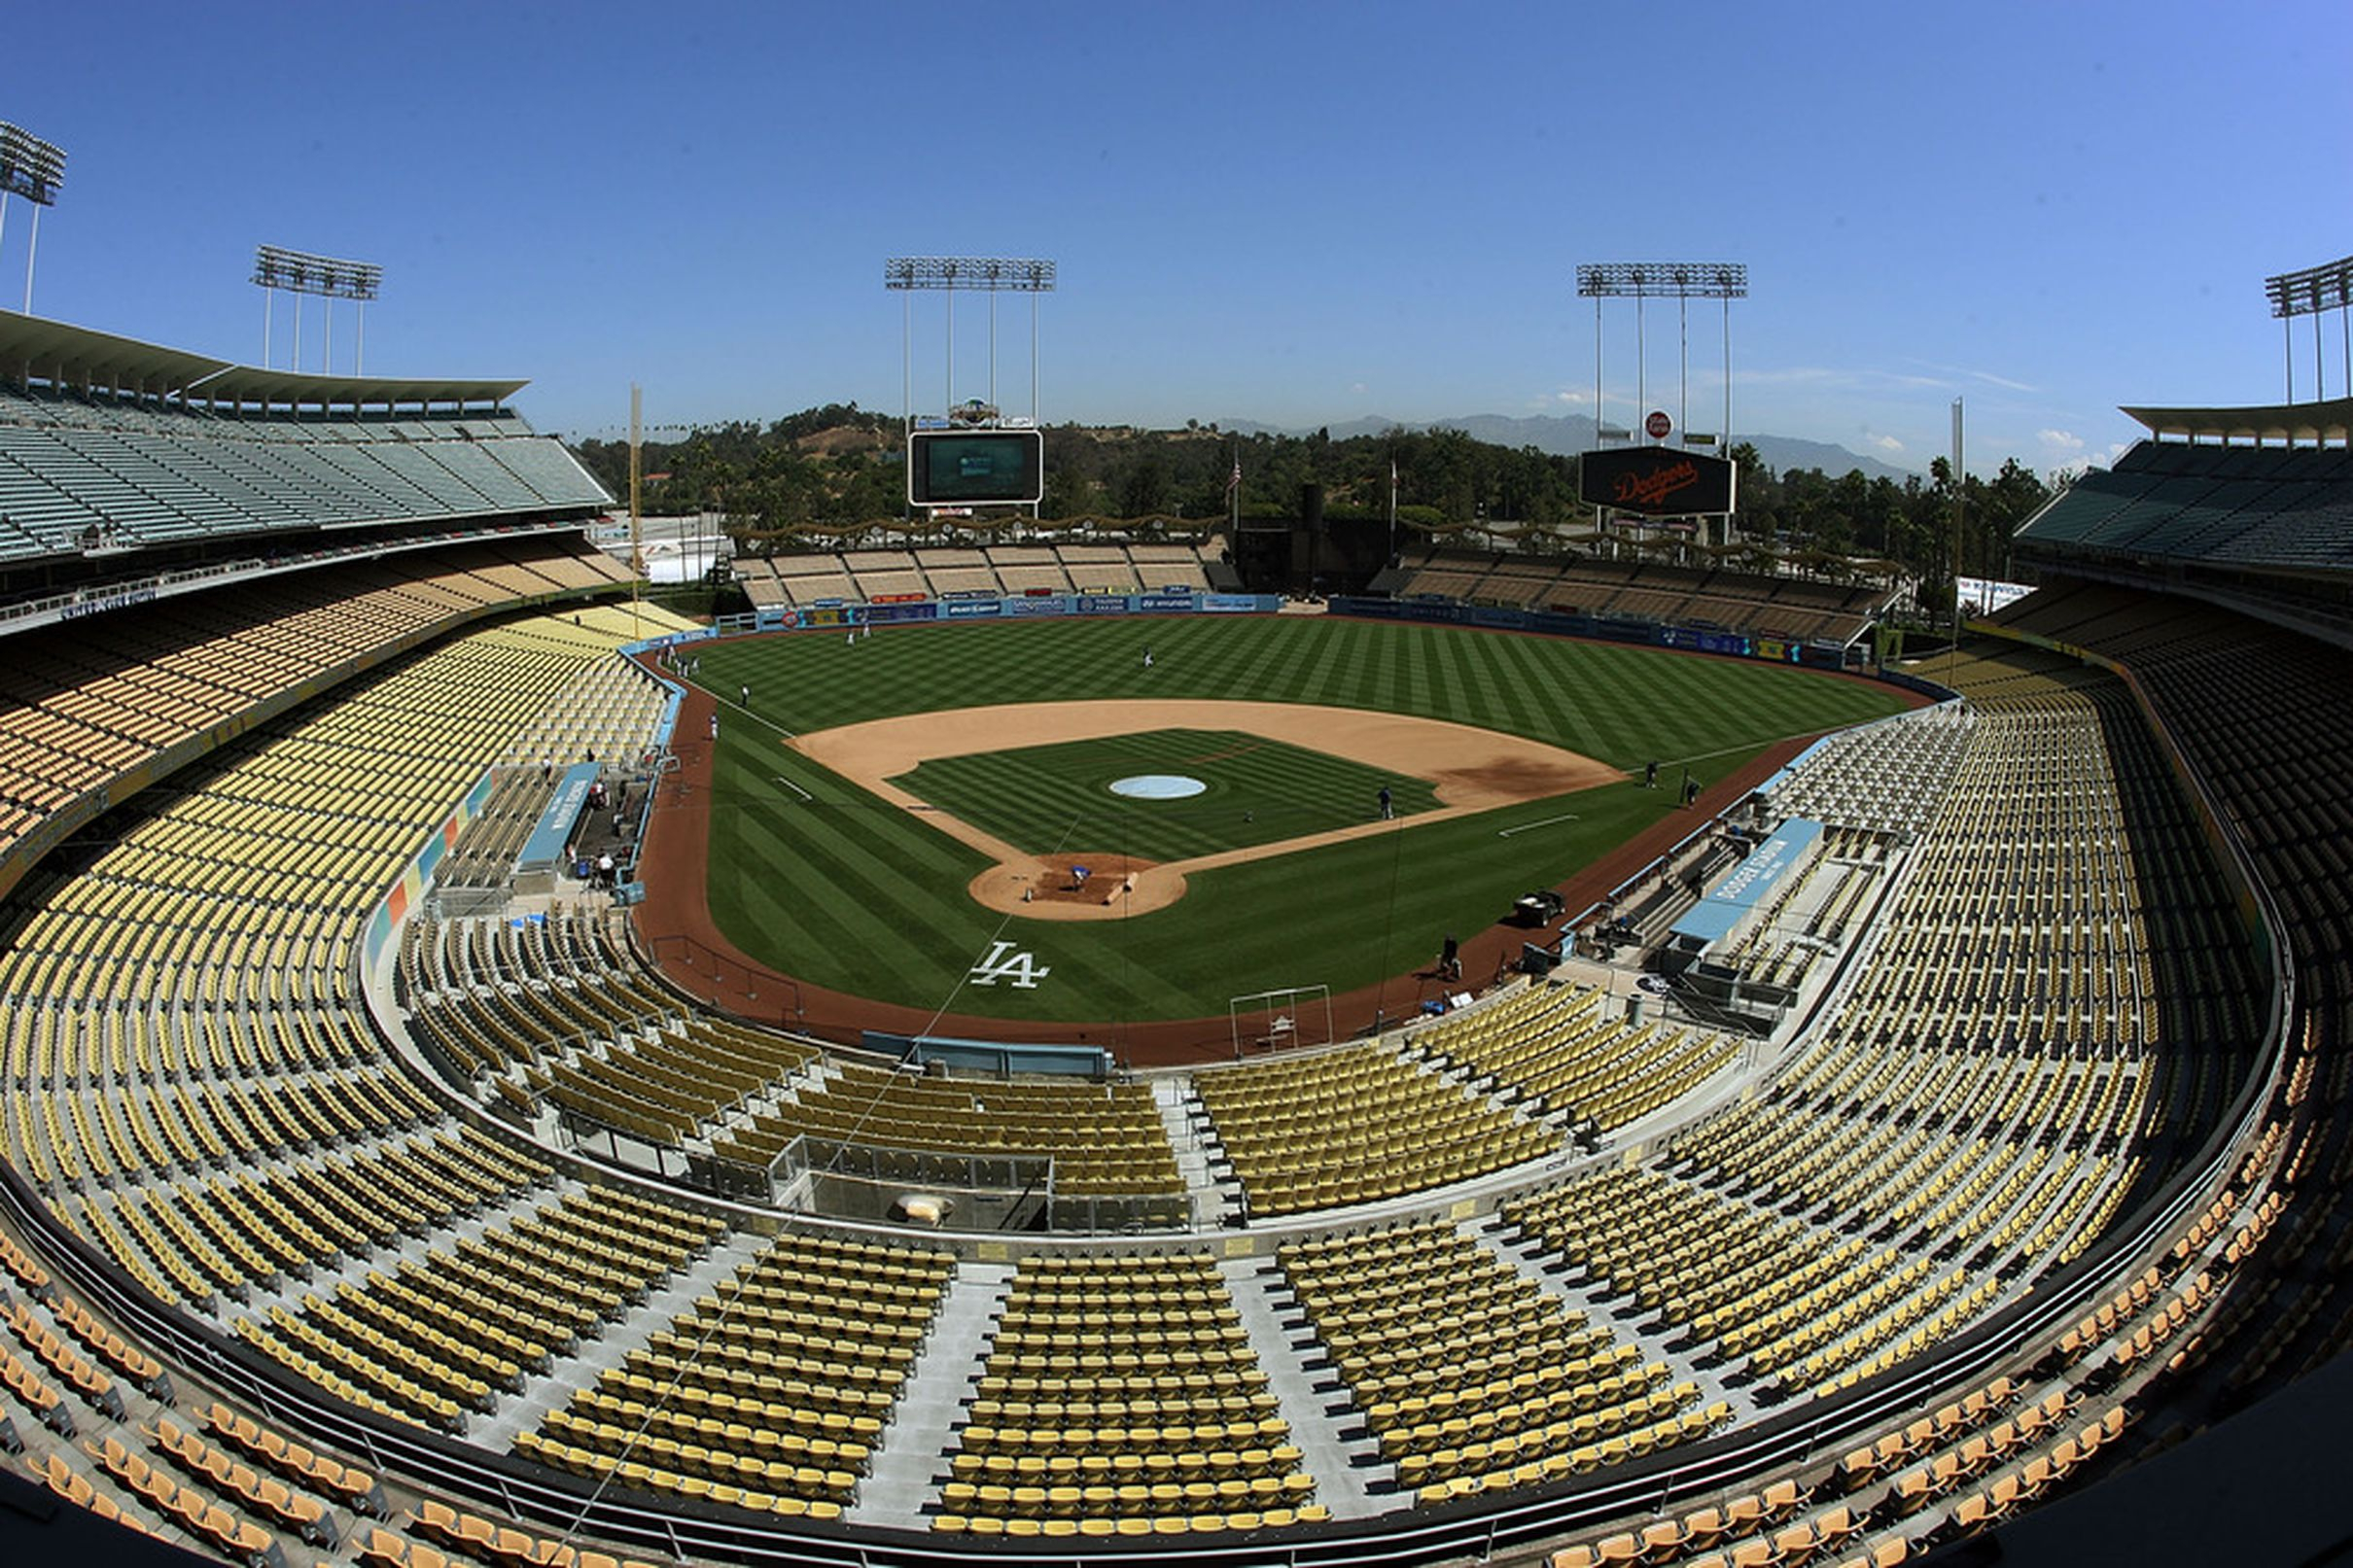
[1225, 457, 1241, 495]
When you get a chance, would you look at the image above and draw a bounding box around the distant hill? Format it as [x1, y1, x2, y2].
[1218, 412, 1917, 483]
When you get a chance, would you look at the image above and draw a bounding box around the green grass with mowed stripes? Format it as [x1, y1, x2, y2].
[685, 615, 1905, 1026]
[893, 728, 1441, 862]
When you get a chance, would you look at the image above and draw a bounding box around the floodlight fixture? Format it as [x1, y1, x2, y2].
[0, 122, 66, 205]
[1577, 262, 1749, 470]
[885, 255, 1060, 447]
[253, 244, 385, 377]
[2264, 254, 2353, 403]
[253, 244, 384, 301]
[0, 120, 66, 314]
[883, 257, 1057, 293]
[1574, 261, 1747, 300]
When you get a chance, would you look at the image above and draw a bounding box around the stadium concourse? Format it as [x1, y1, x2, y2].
[0, 312, 2339, 1568]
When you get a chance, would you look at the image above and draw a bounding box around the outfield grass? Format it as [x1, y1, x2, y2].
[690, 615, 1907, 1025]
[893, 728, 1441, 861]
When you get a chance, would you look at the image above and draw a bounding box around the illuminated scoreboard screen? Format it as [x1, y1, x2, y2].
[907, 429, 1044, 506]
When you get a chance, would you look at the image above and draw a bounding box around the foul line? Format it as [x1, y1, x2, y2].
[769, 775, 813, 802]
[1498, 812, 1581, 838]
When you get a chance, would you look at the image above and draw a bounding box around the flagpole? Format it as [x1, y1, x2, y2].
[1387, 455, 1398, 566]
[1228, 440, 1241, 540]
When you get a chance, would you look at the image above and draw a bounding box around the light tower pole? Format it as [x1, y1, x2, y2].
[2265, 255, 2353, 404]
[253, 245, 383, 375]
[1576, 261, 1749, 450]
[886, 256, 1058, 423]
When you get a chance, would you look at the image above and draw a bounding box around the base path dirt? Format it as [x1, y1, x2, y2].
[629, 658, 1928, 1066]
[792, 699, 1620, 921]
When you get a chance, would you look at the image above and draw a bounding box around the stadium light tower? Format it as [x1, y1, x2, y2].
[0, 122, 67, 315]
[253, 245, 384, 376]
[1577, 261, 1748, 450]
[884, 257, 1058, 436]
[2265, 254, 2353, 404]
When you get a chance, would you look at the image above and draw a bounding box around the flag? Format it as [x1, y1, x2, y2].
[1225, 457, 1241, 495]
[1389, 459, 1398, 491]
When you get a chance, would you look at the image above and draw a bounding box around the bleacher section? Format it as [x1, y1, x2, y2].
[727, 540, 1226, 609]
[1391, 547, 1889, 645]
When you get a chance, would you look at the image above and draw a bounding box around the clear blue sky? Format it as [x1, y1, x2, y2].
[6, 1, 2344, 475]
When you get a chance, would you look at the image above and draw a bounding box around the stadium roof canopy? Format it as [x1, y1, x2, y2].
[2122, 395, 2353, 446]
[0, 309, 528, 412]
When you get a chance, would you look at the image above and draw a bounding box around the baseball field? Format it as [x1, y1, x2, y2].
[668, 613, 1909, 1028]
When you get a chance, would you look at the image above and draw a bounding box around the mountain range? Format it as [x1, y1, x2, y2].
[1215, 412, 1918, 483]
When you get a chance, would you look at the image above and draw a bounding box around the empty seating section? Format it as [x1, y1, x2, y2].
[934, 1252, 1325, 1535]
[400, 911, 686, 1081]
[0, 382, 608, 561]
[0, 510, 2315, 1568]
[2015, 439, 2353, 572]
[0, 537, 628, 861]
[986, 545, 1074, 596]
[1766, 704, 1972, 836]
[1392, 549, 1891, 639]
[733, 542, 1225, 604]
[0, 607, 761, 1457]
[1194, 1041, 1557, 1215]
[238, 1183, 720, 1435]
[1056, 543, 1138, 593]
[712, 1056, 1179, 1200]
[1489, 650, 2254, 1410]
[1280, 1219, 1710, 1504]
[1991, 586, 2353, 1390]
[1394, 548, 1889, 643]
[1406, 981, 1739, 1133]
[773, 557, 856, 605]
[1128, 542, 1210, 591]
[525, 1229, 954, 1516]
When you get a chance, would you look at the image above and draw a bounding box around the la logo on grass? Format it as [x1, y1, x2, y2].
[969, 941, 1050, 989]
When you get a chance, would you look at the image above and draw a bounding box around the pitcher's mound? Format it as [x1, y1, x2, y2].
[968, 852, 1185, 920]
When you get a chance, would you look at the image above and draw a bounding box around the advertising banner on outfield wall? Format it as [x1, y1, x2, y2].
[945, 598, 1004, 619]
[1003, 595, 1070, 617]
[864, 602, 938, 624]
[1075, 595, 1132, 615]
[1660, 626, 1753, 657]
[1202, 594, 1263, 613]
[1139, 593, 1198, 613]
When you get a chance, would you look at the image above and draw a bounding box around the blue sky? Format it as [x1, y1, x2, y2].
[5, 1, 2344, 474]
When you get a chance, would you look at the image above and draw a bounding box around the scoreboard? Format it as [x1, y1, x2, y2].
[907, 429, 1044, 507]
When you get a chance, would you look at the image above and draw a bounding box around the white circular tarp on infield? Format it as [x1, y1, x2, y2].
[1108, 774, 1207, 799]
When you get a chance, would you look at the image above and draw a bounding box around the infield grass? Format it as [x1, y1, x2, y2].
[893, 728, 1441, 861]
[689, 614, 1908, 1024]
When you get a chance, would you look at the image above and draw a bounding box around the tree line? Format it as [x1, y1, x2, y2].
[567, 407, 2054, 593]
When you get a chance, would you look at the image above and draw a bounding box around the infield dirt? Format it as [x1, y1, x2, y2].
[786, 699, 1622, 921]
